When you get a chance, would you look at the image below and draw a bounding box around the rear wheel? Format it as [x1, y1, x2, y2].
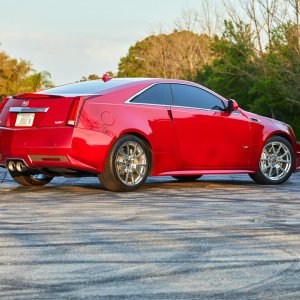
[249, 136, 295, 184]
[9, 171, 54, 186]
[99, 135, 151, 192]
[172, 175, 202, 181]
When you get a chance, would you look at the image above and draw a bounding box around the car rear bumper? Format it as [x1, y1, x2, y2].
[0, 126, 113, 172]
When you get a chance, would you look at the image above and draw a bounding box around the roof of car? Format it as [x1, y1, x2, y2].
[35, 77, 197, 97]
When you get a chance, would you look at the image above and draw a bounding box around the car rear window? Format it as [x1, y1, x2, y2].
[130, 84, 172, 105]
[37, 79, 136, 96]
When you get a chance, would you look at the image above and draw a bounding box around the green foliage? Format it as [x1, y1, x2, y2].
[0, 50, 53, 101]
[118, 30, 212, 79]
[120, 22, 300, 138]
[195, 21, 300, 139]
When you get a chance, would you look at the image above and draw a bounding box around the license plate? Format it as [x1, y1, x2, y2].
[15, 113, 35, 127]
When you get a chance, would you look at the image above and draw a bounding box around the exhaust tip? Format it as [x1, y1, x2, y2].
[16, 161, 27, 172]
[8, 161, 16, 171]
[7, 159, 29, 173]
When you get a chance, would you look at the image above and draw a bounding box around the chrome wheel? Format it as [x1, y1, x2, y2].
[115, 141, 148, 186]
[259, 141, 292, 181]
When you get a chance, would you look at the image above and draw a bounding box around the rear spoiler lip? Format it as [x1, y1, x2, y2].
[13, 93, 64, 99]
[13, 93, 101, 99]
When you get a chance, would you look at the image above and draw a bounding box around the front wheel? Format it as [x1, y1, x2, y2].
[249, 136, 295, 185]
[9, 171, 54, 186]
[99, 135, 151, 192]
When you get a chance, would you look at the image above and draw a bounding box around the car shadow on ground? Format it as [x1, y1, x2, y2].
[1, 170, 299, 195]
[0, 176, 276, 194]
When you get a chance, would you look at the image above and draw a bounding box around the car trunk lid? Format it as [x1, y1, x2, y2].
[1, 93, 83, 128]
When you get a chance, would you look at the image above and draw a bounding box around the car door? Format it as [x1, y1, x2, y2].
[170, 83, 251, 170]
[125, 83, 181, 174]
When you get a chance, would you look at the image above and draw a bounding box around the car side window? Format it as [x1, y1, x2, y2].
[171, 84, 225, 111]
[130, 84, 172, 105]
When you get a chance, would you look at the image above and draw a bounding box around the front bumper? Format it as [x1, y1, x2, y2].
[0, 126, 112, 173]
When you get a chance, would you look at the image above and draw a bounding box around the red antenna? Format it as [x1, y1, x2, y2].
[102, 73, 112, 82]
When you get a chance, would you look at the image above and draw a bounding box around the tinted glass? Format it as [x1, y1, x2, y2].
[171, 84, 225, 110]
[131, 84, 172, 105]
[38, 79, 135, 95]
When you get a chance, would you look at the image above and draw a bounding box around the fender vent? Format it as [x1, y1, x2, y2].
[250, 117, 260, 122]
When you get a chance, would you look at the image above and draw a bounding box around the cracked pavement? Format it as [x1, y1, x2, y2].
[0, 168, 300, 299]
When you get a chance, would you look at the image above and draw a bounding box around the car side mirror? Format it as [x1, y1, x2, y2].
[227, 99, 239, 112]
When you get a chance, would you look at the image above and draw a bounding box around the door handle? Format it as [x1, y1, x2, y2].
[168, 109, 173, 121]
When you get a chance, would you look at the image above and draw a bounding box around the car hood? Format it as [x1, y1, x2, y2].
[240, 109, 288, 127]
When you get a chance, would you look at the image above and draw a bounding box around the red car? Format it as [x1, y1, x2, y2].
[0, 78, 299, 191]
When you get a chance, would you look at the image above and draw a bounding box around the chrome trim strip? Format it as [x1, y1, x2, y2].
[9, 107, 49, 113]
[125, 100, 241, 114]
[171, 105, 241, 115]
[125, 102, 170, 108]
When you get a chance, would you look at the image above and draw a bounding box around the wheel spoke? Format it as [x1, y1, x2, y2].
[261, 165, 270, 172]
[136, 152, 144, 158]
[125, 172, 129, 184]
[130, 171, 134, 184]
[268, 167, 273, 178]
[133, 143, 137, 156]
[275, 144, 282, 155]
[271, 143, 276, 154]
[276, 167, 279, 179]
[279, 166, 287, 174]
[126, 144, 130, 156]
[279, 150, 289, 158]
[277, 159, 290, 163]
[134, 168, 143, 177]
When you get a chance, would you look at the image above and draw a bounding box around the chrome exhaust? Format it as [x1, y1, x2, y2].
[8, 161, 16, 171]
[16, 161, 28, 172]
[7, 160, 29, 173]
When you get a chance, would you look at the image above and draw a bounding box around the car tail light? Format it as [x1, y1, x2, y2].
[67, 97, 81, 126]
[0, 97, 10, 114]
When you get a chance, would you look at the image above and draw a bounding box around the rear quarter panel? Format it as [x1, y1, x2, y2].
[77, 93, 181, 174]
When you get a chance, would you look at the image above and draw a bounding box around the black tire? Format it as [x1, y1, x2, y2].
[9, 171, 54, 186]
[98, 135, 151, 192]
[249, 136, 295, 185]
[172, 175, 202, 181]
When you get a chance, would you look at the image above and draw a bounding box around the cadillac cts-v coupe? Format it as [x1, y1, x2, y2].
[0, 77, 299, 191]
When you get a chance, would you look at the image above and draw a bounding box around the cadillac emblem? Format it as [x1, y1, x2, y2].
[22, 100, 29, 107]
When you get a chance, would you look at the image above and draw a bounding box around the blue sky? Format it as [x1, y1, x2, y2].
[0, 0, 216, 84]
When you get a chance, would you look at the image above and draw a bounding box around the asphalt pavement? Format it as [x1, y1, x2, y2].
[0, 168, 300, 299]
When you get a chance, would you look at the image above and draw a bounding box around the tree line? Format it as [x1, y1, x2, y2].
[118, 0, 300, 139]
[0, 50, 53, 99]
[1, 0, 299, 138]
